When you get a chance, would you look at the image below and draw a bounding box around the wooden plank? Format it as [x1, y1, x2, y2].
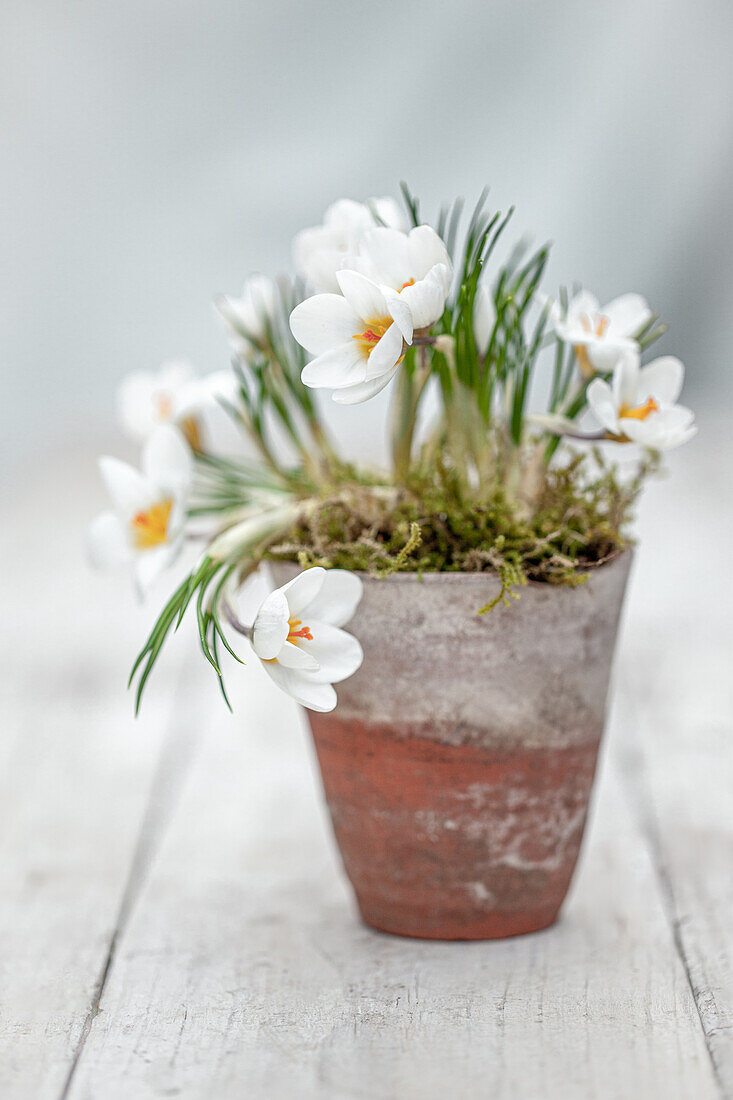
[621, 690, 733, 1098]
[0, 452, 205, 1099]
[616, 623, 733, 1089]
[64, 662, 720, 1100]
[615, 432, 733, 1094]
[4, 442, 729, 1097]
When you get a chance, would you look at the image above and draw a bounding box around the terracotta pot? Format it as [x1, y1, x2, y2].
[271, 553, 632, 940]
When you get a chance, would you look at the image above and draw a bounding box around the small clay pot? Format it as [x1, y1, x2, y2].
[271, 553, 632, 940]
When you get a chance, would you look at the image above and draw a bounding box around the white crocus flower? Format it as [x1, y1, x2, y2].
[117, 360, 236, 451]
[250, 567, 363, 712]
[215, 274, 280, 358]
[355, 225, 452, 331]
[587, 351, 696, 449]
[554, 290, 653, 377]
[293, 197, 407, 293]
[118, 360, 194, 441]
[474, 283, 496, 356]
[88, 425, 193, 596]
[290, 269, 413, 405]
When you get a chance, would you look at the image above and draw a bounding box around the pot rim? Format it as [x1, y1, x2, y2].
[270, 547, 632, 588]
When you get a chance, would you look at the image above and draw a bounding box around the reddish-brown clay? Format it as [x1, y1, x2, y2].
[271, 553, 632, 940]
[309, 716, 599, 939]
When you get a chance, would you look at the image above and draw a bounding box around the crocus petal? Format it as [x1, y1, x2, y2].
[636, 357, 684, 406]
[276, 641, 320, 671]
[165, 497, 188, 545]
[566, 290, 600, 325]
[406, 225, 452, 280]
[87, 512, 131, 569]
[289, 294, 360, 356]
[292, 225, 338, 273]
[666, 424, 697, 448]
[603, 293, 652, 338]
[117, 361, 196, 442]
[611, 350, 642, 408]
[134, 544, 177, 599]
[252, 589, 290, 660]
[554, 320, 581, 345]
[621, 405, 696, 449]
[241, 273, 279, 324]
[336, 270, 390, 324]
[382, 287, 413, 344]
[178, 370, 238, 416]
[292, 227, 360, 295]
[358, 227, 410, 288]
[587, 337, 636, 373]
[279, 566, 326, 615]
[369, 196, 408, 231]
[300, 569, 363, 627]
[474, 283, 495, 356]
[399, 267, 448, 330]
[295, 621, 363, 684]
[587, 378, 621, 433]
[365, 321, 403, 381]
[324, 198, 373, 235]
[160, 360, 196, 389]
[99, 456, 153, 515]
[142, 424, 192, 494]
[217, 275, 279, 343]
[331, 366, 399, 405]
[301, 342, 367, 389]
[262, 661, 338, 712]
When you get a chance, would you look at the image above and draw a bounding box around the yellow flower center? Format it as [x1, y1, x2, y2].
[287, 618, 313, 643]
[131, 499, 173, 549]
[352, 317, 391, 357]
[573, 315, 611, 380]
[619, 396, 659, 421]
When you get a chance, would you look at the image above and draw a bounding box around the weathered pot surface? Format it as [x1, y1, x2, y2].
[271, 552, 632, 940]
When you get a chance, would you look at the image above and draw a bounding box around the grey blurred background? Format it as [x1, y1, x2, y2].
[2, 11, 732, 1080]
[2, 0, 732, 475]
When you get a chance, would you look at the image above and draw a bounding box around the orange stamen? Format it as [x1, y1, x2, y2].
[575, 314, 609, 380]
[580, 313, 610, 337]
[619, 396, 659, 422]
[574, 345, 595, 381]
[131, 499, 173, 549]
[400, 278, 415, 291]
[287, 618, 313, 642]
[180, 415, 202, 452]
[353, 317, 391, 356]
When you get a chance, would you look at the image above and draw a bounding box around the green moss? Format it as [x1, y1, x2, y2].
[267, 446, 656, 596]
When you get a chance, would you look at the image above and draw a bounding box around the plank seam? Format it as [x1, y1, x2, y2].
[57, 662, 206, 1100]
[617, 705, 727, 1098]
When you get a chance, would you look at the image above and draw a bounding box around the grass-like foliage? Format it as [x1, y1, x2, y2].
[124, 183, 672, 709]
[267, 447, 656, 597]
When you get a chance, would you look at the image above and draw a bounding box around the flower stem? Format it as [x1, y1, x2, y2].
[391, 346, 432, 484]
[221, 599, 252, 638]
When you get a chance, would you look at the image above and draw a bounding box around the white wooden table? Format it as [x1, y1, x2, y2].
[2, 431, 731, 1099]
